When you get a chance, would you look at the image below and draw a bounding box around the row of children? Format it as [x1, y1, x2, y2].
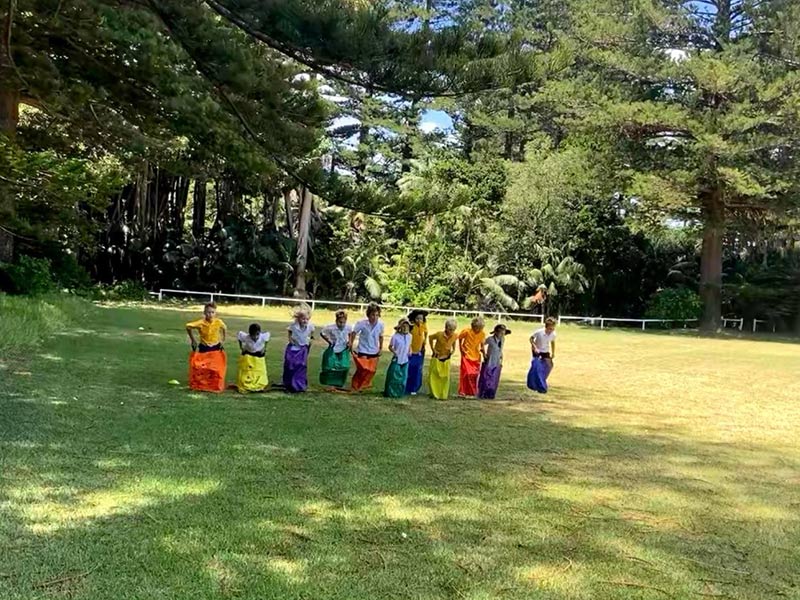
[184, 302, 558, 397]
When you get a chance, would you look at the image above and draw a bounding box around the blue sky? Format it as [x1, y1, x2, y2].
[419, 109, 454, 133]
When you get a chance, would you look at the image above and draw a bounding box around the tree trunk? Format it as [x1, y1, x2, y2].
[699, 188, 725, 331]
[293, 186, 313, 298]
[173, 176, 190, 233]
[192, 179, 206, 239]
[283, 188, 296, 238]
[262, 192, 278, 232]
[0, 4, 20, 263]
[503, 93, 516, 160]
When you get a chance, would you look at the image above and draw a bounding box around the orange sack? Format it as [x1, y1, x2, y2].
[188, 350, 227, 392]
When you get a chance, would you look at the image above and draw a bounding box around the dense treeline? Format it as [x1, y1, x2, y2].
[1, 1, 799, 332]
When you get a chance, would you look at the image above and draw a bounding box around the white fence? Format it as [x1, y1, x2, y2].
[752, 319, 777, 333]
[152, 288, 707, 331]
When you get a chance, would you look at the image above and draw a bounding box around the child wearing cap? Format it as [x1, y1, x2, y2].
[384, 318, 412, 398]
[478, 323, 510, 399]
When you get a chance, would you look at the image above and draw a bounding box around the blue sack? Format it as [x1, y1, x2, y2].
[526, 357, 549, 394]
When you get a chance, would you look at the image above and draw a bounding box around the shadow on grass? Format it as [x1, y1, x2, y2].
[1, 307, 799, 599]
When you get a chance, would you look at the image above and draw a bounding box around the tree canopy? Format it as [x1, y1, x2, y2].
[2, 0, 799, 333]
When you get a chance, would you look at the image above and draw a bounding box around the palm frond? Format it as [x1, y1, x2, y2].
[480, 278, 520, 310]
[364, 276, 382, 300]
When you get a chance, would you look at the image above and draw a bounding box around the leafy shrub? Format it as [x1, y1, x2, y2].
[1, 256, 56, 295]
[88, 280, 150, 301]
[51, 253, 93, 291]
[646, 288, 702, 321]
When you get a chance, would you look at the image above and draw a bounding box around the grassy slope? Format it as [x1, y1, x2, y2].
[1, 303, 799, 599]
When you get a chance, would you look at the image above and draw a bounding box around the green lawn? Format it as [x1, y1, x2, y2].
[1, 302, 799, 599]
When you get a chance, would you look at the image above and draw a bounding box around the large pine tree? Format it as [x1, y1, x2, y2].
[559, 0, 800, 329]
[0, 0, 538, 260]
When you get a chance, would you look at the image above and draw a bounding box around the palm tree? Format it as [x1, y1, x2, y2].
[446, 256, 522, 310]
[522, 256, 589, 314]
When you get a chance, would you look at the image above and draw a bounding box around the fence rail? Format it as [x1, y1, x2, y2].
[752, 318, 777, 333]
[152, 288, 714, 331]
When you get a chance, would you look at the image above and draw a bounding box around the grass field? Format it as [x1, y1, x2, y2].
[1, 301, 800, 599]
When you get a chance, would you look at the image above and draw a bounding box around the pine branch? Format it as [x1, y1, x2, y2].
[203, 0, 384, 93]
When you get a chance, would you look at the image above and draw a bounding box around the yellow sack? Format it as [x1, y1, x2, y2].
[429, 357, 451, 400]
[236, 354, 268, 393]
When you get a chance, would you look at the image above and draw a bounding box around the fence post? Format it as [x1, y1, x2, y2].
[557, 315, 561, 325]
[311, 300, 316, 312]
[261, 297, 266, 307]
[752, 319, 757, 333]
[158, 289, 163, 301]
[641, 321, 646, 331]
[210, 293, 215, 303]
[600, 318, 605, 330]
[739, 318, 743, 331]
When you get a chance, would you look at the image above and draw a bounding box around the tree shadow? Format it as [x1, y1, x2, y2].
[1, 307, 799, 599]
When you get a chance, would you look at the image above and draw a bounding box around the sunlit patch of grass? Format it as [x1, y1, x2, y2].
[8, 478, 220, 534]
[1, 303, 799, 599]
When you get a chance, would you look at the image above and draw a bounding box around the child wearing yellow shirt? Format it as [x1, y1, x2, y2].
[185, 302, 227, 392]
[186, 302, 227, 352]
[457, 317, 486, 397]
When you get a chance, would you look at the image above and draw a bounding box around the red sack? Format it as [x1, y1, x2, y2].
[188, 350, 227, 392]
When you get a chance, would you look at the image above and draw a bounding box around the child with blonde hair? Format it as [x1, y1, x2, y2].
[185, 302, 227, 392]
[282, 306, 314, 393]
[457, 316, 486, 397]
[428, 318, 458, 400]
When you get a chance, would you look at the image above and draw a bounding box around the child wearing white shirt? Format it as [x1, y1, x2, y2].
[530, 317, 557, 372]
[282, 307, 314, 393]
[235, 323, 271, 393]
[319, 310, 353, 389]
[384, 318, 412, 398]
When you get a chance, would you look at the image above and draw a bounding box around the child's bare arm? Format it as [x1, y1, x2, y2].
[550, 340, 556, 360]
[379, 335, 384, 354]
[186, 326, 198, 349]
